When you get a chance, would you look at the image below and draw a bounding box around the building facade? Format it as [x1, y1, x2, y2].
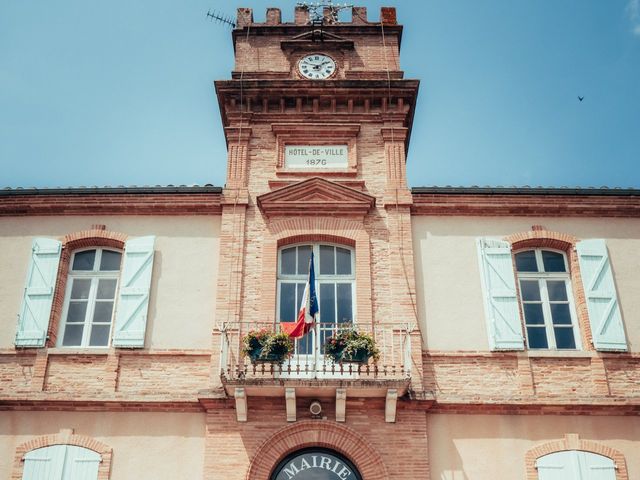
[1, 5, 639, 479]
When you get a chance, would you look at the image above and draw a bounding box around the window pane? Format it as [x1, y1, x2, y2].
[89, 324, 111, 347]
[281, 247, 296, 275]
[320, 283, 336, 324]
[336, 283, 352, 323]
[523, 303, 544, 325]
[70, 279, 91, 299]
[527, 326, 549, 348]
[62, 324, 84, 346]
[542, 251, 566, 272]
[546, 280, 568, 301]
[279, 283, 296, 321]
[554, 327, 576, 349]
[66, 301, 87, 323]
[515, 251, 538, 272]
[93, 301, 114, 323]
[97, 279, 117, 299]
[336, 247, 351, 275]
[319, 245, 335, 275]
[297, 246, 312, 275]
[520, 280, 541, 301]
[100, 250, 122, 271]
[72, 250, 96, 271]
[550, 304, 572, 325]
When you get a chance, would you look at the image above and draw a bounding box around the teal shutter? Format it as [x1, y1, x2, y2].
[22, 445, 66, 479]
[64, 445, 101, 480]
[476, 238, 524, 350]
[112, 236, 156, 348]
[536, 451, 577, 480]
[579, 451, 616, 480]
[16, 238, 62, 347]
[576, 239, 627, 351]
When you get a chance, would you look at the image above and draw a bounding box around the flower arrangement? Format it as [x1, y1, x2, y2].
[324, 328, 380, 363]
[241, 329, 294, 363]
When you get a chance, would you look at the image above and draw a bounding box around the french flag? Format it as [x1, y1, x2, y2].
[281, 251, 319, 338]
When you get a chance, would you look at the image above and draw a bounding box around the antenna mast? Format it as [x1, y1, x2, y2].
[206, 9, 236, 28]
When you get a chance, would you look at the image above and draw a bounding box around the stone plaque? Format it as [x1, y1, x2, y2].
[284, 145, 348, 169]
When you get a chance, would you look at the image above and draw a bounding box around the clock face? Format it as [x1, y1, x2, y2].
[297, 54, 336, 80]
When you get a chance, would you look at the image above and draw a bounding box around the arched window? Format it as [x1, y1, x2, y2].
[536, 450, 616, 479]
[271, 448, 362, 480]
[278, 244, 355, 355]
[58, 248, 122, 347]
[22, 444, 101, 479]
[515, 249, 580, 350]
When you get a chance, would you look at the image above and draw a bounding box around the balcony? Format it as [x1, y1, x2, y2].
[215, 321, 415, 422]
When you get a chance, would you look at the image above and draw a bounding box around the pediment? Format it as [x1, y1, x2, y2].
[257, 177, 375, 218]
[290, 30, 350, 42]
[281, 30, 354, 50]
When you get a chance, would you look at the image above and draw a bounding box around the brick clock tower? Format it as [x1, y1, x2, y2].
[209, 5, 427, 479]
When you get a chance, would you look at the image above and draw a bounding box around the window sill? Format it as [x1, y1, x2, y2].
[524, 350, 595, 359]
[47, 347, 113, 356]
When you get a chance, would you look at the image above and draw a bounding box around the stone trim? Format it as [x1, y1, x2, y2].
[524, 434, 628, 480]
[12, 428, 112, 480]
[505, 228, 593, 352]
[46, 229, 128, 347]
[245, 420, 388, 480]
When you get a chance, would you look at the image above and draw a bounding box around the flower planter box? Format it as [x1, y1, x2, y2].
[248, 350, 287, 364]
[337, 349, 371, 364]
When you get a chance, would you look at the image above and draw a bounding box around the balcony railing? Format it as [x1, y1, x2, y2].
[217, 321, 413, 382]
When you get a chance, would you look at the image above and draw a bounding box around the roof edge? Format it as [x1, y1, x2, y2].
[411, 186, 640, 196]
[0, 185, 223, 196]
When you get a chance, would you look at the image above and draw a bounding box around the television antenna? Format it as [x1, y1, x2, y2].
[296, 1, 353, 25]
[206, 9, 236, 29]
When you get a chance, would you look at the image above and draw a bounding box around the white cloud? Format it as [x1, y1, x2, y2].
[629, 0, 640, 35]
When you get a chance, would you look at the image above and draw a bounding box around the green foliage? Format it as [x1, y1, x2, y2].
[324, 328, 380, 363]
[242, 329, 294, 362]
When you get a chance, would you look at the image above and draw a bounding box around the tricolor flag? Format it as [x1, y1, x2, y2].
[281, 251, 319, 338]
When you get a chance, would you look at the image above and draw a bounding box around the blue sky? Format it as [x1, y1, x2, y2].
[1, 1, 639, 189]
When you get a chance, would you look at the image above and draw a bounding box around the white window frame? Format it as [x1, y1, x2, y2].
[57, 248, 122, 348]
[277, 243, 357, 358]
[515, 248, 581, 350]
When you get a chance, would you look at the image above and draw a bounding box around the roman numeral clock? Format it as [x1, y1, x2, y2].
[297, 53, 337, 79]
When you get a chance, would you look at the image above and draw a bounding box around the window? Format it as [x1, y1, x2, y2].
[58, 248, 122, 347]
[536, 450, 616, 480]
[515, 249, 580, 350]
[278, 244, 355, 355]
[22, 444, 100, 480]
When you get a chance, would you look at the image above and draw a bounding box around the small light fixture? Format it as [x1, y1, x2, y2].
[309, 400, 322, 417]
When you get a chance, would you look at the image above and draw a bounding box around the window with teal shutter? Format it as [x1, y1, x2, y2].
[536, 451, 616, 480]
[476, 238, 524, 350]
[576, 239, 628, 351]
[16, 238, 62, 347]
[112, 236, 156, 348]
[22, 445, 100, 480]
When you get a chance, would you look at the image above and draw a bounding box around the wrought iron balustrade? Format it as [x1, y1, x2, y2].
[217, 321, 413, 381]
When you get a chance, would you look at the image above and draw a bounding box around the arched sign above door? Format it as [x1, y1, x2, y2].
[272, 448, 363, 480]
